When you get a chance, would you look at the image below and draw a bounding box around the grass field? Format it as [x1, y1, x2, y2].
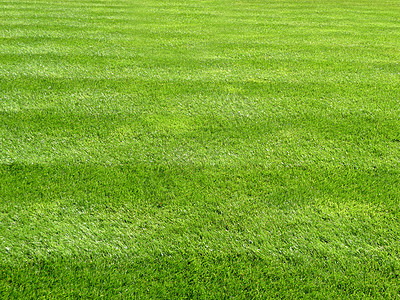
[1, 0, 400, 298]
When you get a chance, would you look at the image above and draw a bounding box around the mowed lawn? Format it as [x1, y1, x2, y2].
[1, 0, 400, 298]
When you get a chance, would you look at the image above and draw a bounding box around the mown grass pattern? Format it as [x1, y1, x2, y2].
[1, 0, 400, 298]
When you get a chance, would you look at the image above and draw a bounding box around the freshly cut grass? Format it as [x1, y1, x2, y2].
[1, 0, 400, 298]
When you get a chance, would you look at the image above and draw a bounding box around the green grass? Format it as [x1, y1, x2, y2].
[1, 0, 400, 298]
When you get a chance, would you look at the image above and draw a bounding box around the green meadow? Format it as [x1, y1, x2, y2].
[1, 0, 400, 298]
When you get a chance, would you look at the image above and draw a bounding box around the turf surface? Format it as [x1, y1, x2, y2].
[1, 0, 400, 298]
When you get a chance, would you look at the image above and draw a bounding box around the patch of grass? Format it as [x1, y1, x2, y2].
[1, 0, 400, 298]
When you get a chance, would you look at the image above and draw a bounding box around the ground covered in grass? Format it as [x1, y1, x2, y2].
[1, 0, 400, 298]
